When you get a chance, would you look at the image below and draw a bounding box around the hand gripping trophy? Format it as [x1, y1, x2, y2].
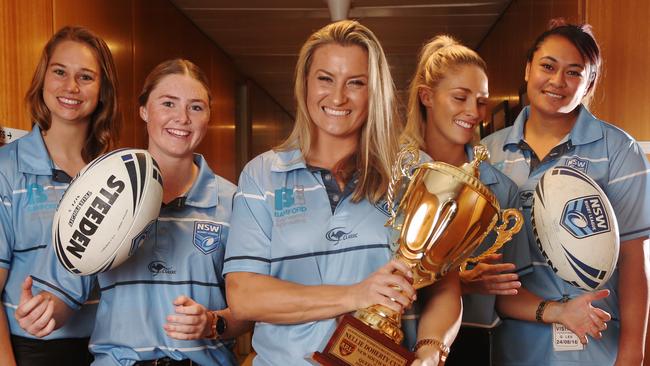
[314, 144, 524, 366]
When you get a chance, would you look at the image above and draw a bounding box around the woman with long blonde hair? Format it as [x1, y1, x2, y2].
[224, 20, 461, 366]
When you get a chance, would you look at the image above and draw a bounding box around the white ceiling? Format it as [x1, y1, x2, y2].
[171, 0, 512, 115]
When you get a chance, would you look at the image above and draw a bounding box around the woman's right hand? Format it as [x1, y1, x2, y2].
[14, 276, 56, 338]
[348, 259, 417, 313]
[543, 289, 611, 344]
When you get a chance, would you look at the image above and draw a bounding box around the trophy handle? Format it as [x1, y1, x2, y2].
[386, 144, 420, 228]
[460, 208, 524, 270]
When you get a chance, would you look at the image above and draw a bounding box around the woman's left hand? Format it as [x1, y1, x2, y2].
[164, 295, 211, 340]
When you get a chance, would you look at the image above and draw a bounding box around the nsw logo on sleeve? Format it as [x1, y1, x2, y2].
[193, 221, 223, 254]
[560, 195, 610, 239]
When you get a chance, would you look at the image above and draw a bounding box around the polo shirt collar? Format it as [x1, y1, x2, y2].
[179, 154, 219, 209]
[569, 105, 603, 146]
[502, 105, 603, 149]
[271, 149, 307, 172]
[17, 124, 53, 175]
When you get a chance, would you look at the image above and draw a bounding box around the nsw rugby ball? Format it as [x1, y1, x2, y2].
[533, 166, 619, 290]
[53, 149, 163, 275]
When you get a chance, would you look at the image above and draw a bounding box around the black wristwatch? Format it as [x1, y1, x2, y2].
[216, 314, 227, 337]
[207, 312, 228, 339]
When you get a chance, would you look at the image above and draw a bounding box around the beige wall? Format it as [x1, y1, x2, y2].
[0, 0, 292, 183]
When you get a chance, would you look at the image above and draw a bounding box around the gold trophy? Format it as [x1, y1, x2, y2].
[313, 144, 523, 366]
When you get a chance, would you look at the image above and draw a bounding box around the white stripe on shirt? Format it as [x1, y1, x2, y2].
[157, 217, 230, 226]
[128, 344, 225, 352]
[12, 185, 67, 195]
[502, 157, 527, 165]
[609, 169, 650, 185]
[2, 301, 17, 309]
[236, 184, 324, 201]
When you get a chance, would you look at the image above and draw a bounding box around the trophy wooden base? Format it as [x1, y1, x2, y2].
[313, 314, 415, 366]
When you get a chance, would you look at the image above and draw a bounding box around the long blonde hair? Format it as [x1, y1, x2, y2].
[403, 35, 486, 149]
[276, 20, 400, 204]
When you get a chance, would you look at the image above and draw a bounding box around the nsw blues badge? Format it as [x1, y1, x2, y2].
[193, 221, 223, 254]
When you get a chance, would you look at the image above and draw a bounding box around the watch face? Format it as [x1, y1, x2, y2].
[216, 315, 227, 335]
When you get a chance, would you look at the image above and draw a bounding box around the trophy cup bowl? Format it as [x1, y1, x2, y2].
[313, 145, 523, 366]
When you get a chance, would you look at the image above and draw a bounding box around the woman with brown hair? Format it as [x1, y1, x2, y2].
[0, 25, 120, 365]
[15, 58, 251, 365]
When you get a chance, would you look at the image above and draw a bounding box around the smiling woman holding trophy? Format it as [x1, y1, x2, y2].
[401, 35, 525, 365]
[223, 20, 464, 366]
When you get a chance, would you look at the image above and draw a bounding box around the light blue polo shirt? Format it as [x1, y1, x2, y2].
[32, 154, 238, 366]
[482, 105, 650, 365]
[224, 149, 416, 366]
[0, 124, 97, 339]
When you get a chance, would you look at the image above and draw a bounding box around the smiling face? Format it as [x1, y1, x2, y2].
[140, 74, 210, 160]
[306, 43, 369, 146]
[42, 40, 101, 127]
[420, 64, 488, 147]
[525, 35, 592, 118]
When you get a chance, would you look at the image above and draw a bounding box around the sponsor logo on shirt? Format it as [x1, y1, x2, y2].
[25, 183, 58, 213]
[560, 195, 610, 238]
[325, 227, 358, 245]
[273, 186, 308, 226]
[148, 260, 176, 276]
[193, 221, 223, 254]
[565, 157, 589, 173]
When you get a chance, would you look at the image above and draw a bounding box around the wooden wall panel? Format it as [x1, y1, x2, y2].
[52, 0, 135, 147]
[586, 0, 650, 142]
[250, 81, 294, 159]
[200, 48, 239, 182]
[133, 0, 212, 150]
[0, 0, 52, 131]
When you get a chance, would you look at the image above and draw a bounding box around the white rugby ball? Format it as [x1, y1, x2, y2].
[53, 149, 163, 275]
[533, 166, 619, 290]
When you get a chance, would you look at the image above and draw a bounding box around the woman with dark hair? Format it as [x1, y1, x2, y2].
[482, 19, 650, 365]
[0, 25, 120, 366]
[16, 59, 251, 365]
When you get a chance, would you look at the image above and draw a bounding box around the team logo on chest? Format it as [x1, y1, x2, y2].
[193, 221, 223, 254]
[565, 157, 589, 173]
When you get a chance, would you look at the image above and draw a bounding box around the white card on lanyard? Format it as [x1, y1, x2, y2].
[552, 323, 585, 351]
